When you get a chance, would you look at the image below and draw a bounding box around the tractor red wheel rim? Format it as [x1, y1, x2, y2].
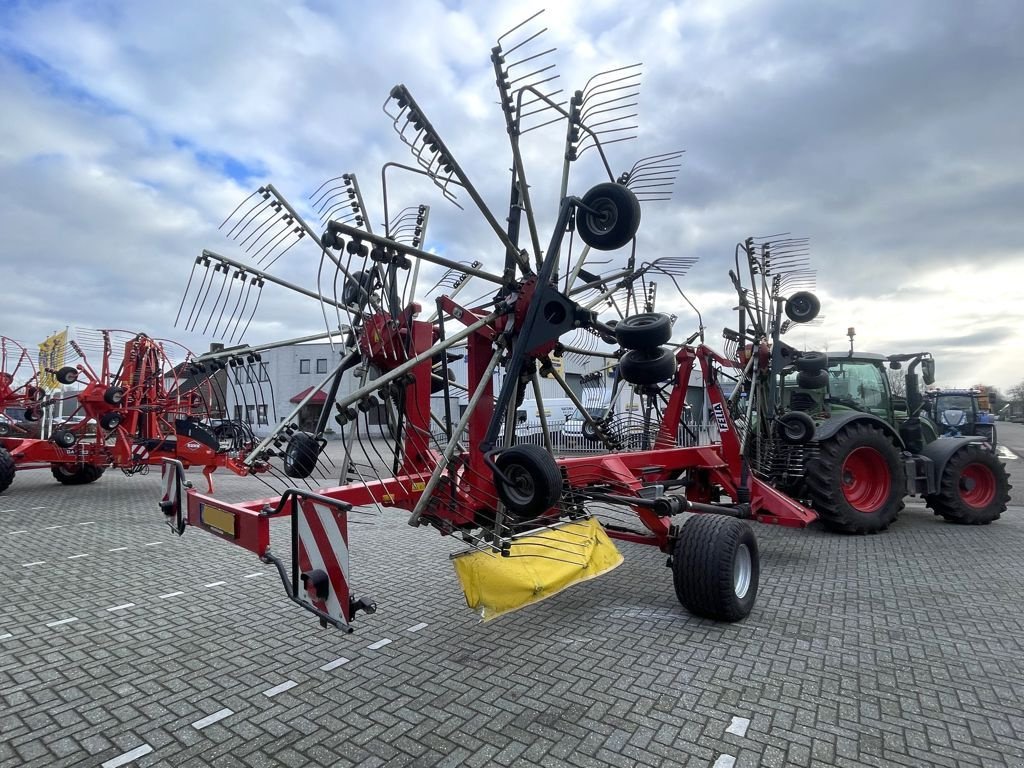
[959, 463, 996, 508]
[840, 447, 891, 513]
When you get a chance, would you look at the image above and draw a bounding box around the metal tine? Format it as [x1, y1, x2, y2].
[245, 211, 292, 257]
[223, 193, 274, 241]
[252, 225, 301, 266]
[237, 201, 284, 250]
[184, 259, 216, 332]
[214, 269, 248, 339]
[207, 267, 237, 338]
[219, 187, 267, 232]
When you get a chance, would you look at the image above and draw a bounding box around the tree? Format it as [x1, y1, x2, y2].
[1010, 380, 1024, 405]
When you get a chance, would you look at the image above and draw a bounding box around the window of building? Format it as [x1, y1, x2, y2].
[234, 405, 243, 421]
[316, 358, 328, 374]
[299, 359, 310, 374]
[245, 405, 255, 425]
[257, 404, 268, 425]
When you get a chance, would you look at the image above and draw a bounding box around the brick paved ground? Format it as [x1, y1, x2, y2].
[1, 427, 1022, 767]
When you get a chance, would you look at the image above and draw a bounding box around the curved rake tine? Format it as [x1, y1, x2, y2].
[224, 194, 271, 239]
[252, 225, 299, 266]
[185, 261, 217, 332]
[202, 265, 231, 335]
[227, 277, 255, 343]
[174, 257, 202, 328]
[237, 203, 283, 250]
[234, 279, 265, 343]
[262, 232, 306, 272]
[218, 188, 261, 230]
[208, 270, 237, 338]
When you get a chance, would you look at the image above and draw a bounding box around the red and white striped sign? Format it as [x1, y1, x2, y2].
[132, 443, 150, 461]
[296, 500, 351, 626]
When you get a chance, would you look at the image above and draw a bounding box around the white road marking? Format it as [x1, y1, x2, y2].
[319, 657, 350, 671]
[0, 633, 12, 640]
[5, 530, 27, 535]
[144, 541, 163, 546]
[725, 716, 750, 737]
[998, 446, 1018, 460]
[106, 603, 135, 612]
[243, 572, 264, 578]
[262, 680, 298, 697]
[32, 507, 48, 511]
[713, 755, 736, 768]
[78, 521, 96, 525]
[158, 591, 184, 599]
[367, 638, 392, 650]
[67, 553, 90, 560]
[108, 547, 128, 552]
[1, 509, 15, 513]
[406, 622, 428, 633]
[43, 524, 62, 529]
[101, 744, 153, 767]
[22, 561, 45, 567]
[191, 708, 233, 729]
[45, 617, 78, 627]
[204, 581, 227, 588]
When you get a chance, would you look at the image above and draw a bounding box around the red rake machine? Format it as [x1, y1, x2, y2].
[161, 12, 821, 632]
[0, 329, 269, 496]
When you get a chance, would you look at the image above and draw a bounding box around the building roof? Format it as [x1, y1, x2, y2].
[290, 386, 328, 405]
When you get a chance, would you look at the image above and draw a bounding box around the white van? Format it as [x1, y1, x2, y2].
[500, 398, 577, 439]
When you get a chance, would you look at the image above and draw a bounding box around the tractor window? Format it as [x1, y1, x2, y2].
[936, 395, 973, 412]
[827, 360, 890, 415]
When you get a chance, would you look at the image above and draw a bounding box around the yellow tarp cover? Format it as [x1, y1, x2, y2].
[452, 517, 624, 621]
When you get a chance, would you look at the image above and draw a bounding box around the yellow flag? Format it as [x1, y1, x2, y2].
[37, 330, 68, 391]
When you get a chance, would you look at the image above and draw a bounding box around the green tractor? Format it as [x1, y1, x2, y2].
[725, 241, 1011, 534]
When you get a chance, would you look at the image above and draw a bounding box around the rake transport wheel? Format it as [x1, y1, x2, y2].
[784, 291, 821, 324]
[494, 444, 563, 522]
[615, 313, 672, 350]
[672, 514, 759, 622]
[805, 422, 905, 534]
[56, 366, 79, 385]
[618, 347, 676, 386]
[0, 447, 14, 494]
[103, 386, 126, 406]
[51, 464, 105, 485]
[925, 445, 1011, 525]
[576, 182, 642, 251]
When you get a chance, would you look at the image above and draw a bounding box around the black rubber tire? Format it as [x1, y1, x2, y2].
[975, 423, 997, 449]
[794, 351, 828, 372]
[797, 369, 829, 389]
[51, 464, 104, 485]
[576, 183, 642, 251]
[99, 412, 123, 431]
[924, 445, 1011, 525]
[284, 432, 320, 479]
[672, 514, 759, 622]
[0, 447, 14, 494]
[805, 422, 905, 534]
[0, 421, 11, 437]
[615, 313, 672, 350]
[582, 421, 601, 442]
[103, 386, 126, 406]
[342, 270, 375, 307]
[784, 291, 821, 323]
[52, 429, 77, 449]
[56, 366, 79, 385]
[776, 411, 816, 445]
[618, 347, 676, 386]
[494, 444, 563, 522]
[23, 407, 41, 422]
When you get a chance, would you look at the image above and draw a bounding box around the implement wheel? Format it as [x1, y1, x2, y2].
[925, 445, 1011, 525]
[615, 313, 672, 350]
[806, 422, 905, 533]
[494, 444, 563, 522]
[576, 183, 641, 251]
[672, 514, 759, 622]
[618, 347, 676, 386]
[103, 386, 126, 406]
[284, 433, 320, 479]
[51, 464, 104, 485]
[56, 366, 79, 385]
[0, 447, 14, 494]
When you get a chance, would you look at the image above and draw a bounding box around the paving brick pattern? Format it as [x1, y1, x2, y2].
[0, 444, 1022, 767]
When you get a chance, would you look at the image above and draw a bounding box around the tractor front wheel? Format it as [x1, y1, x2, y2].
[672, 514, 759, 622]
[51, 464, 105, 485]
[925, 445, 1011, 525]
[805, 422, 905, 534]
[0, 447, 14, 494]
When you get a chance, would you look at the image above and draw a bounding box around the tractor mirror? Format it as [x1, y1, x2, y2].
[888, 361, 902, 370]
[922, 359, 936, 385]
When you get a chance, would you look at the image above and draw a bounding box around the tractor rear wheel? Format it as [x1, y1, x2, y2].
[805, 422, 905, 534]
[925, 445, 1011, 525]
[672, 514, 759, 622]
[51, 464, 104, 485]
[0, 447, 14, 494]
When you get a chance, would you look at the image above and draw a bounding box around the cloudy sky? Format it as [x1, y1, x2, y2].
[1, 0, 1021, 391]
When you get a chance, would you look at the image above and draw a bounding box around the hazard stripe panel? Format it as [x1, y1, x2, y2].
[297, 500, 351, 625]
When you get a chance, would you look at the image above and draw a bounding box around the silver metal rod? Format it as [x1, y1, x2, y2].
[531, 372, 554, 455]
[202, 250, 351, 310]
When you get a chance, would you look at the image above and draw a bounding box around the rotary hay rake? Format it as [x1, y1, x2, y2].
[0, 329, 268, 496]
[162, 13, 821, 633]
